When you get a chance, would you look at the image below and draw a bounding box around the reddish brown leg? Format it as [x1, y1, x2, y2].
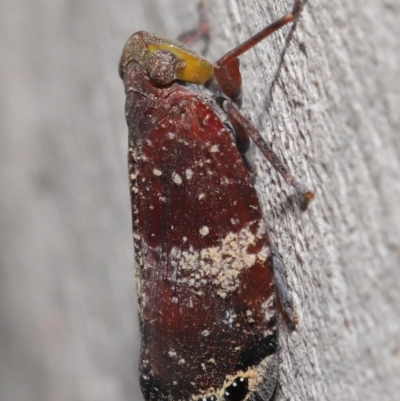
[216, 0, 302, 68]
[223, 99, 313, 210]
[270, 242, 298, 330]
[177, 1, 210, 55]
[214, 0, 302, 102]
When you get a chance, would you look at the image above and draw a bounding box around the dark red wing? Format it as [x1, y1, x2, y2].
[130, 86, 277, 401]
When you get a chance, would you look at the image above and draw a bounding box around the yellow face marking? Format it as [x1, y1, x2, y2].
[147, 43, 213, 85]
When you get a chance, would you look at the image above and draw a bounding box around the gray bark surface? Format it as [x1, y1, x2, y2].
[1, 1, 399, 401]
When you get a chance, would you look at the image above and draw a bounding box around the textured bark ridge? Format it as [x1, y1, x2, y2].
[1, 1, 399, 401]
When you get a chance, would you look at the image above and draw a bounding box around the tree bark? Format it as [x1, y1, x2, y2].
[1, 1, 399, 401]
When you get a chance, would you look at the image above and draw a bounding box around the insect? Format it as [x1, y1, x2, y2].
[119, 1, 312, 401]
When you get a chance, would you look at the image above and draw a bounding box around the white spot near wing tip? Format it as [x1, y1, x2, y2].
[153, 168, 162, 176]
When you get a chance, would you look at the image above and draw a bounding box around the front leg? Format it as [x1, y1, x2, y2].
[223, 99, 314, 210]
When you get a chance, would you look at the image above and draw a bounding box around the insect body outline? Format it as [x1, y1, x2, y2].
[120, 1, 312, 400]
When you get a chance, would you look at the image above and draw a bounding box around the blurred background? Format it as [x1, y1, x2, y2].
[1, 1, 400, 401]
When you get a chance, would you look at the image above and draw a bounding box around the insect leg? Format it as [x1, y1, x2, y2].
[269, 242, 298, 329]
[233, 124, 258, 176]
[215, 0, 302, 69]
[214, 1, 303, 103]
[177, 1, 210, 55]
[223, 99, 314, 210]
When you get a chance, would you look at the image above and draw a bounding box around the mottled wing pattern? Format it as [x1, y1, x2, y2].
[128, 87, 278, 401]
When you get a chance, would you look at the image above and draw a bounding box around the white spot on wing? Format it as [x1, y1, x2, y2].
[172, 172, 182, 185]
[261, 298, 276, 322]
[257, 247, 269, 262]
[185, 169, 194, 180]
[223, 309, 237, 325]
[199, 226, 209, 237]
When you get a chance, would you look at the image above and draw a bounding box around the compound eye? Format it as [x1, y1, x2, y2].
[146, 50, 178, 85]
[223, 377, 249, 401]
